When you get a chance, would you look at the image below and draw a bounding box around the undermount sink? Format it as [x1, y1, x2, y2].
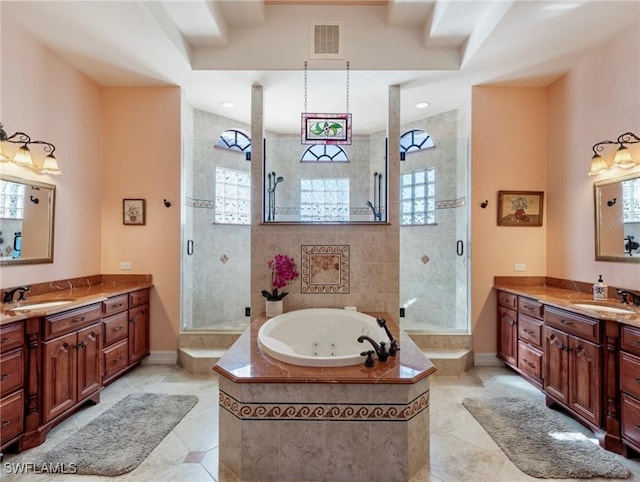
[8, 300, 75, 311]
[571, 303, 635, 314]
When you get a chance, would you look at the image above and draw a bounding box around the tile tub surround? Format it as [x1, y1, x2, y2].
[214, 314, 436, 481]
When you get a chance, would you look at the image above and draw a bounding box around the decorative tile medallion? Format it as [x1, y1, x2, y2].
[186, 196, 215, 209]
[436, 196, 466, 209]
[219, 389, 429, 422]
[301, 245, 350, 294]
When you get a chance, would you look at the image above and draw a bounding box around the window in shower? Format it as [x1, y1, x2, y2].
[300, 178, 350, 222]
[300, 144, 348, 162]
[0, 180, 25, 219]
[215, 129, 252, 154]
[400, 129, 435, 157]
[215, 167, 251, 225]
[400, 169, 435, 225]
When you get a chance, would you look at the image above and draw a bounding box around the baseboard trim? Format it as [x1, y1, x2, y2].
[143, 350, 177, 365]
[474, 352, 504, 367]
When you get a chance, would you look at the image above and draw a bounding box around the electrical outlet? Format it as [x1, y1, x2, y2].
[399, 307, 405, 317]
[120, 261, 132, 270]
[514, 263, 526, 272]
[245, 307, 251, 317]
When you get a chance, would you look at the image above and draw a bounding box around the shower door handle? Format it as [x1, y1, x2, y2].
[187, 239, 194, 256]
[456, 240, 464, 256]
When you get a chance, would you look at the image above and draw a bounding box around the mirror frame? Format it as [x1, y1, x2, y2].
[0, 174, 56, 266]
[594, 171, 640, 263]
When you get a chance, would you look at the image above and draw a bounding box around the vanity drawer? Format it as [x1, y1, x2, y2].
[621, 325, 640, 357]
[103, 312, 129, 347]
[0, 349, 24, 398]
[103, 339, 128, 380]
[621, 352, 640, 400]
[518, 297, 543, 320]
[0, 322, 24, 354]
[518, 314, 543, 348]
[103, 294, 128, 316]
[497, 291, 517, 310]
[621, 393, 640, 449]
[544, 307, 599, 343]
[517, 341, 542, 381]
[45, 303, 102, 340]
[129, 289, 149, 308]
[0, 390, 24, 445]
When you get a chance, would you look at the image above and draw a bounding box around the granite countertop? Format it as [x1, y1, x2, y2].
[494, 280, 640, 329]
[214, 312, 437, 384]
[0, 278, 153, 326]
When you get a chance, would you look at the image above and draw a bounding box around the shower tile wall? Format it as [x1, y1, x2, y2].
[399, 109, 468, 332]
[186, 108, 252, 330]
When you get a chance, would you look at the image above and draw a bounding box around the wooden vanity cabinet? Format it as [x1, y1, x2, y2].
[497, 291, 518, 367]
[102, 295, 129, 383]
[516, 298, 544, 388]
[42, 304, 103, 423]
[620, 325, 640, 454]
[543, 306, 602, 427]
[128, 289, 150, 365]
[0, 321, 25, 451]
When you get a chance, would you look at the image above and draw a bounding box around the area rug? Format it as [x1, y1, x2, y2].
[461, 397, 631, 479]
[36, 392, 198, 476]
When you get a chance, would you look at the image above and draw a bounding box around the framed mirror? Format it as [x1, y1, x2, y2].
[262, 135, 388, 224]
[0, 174, 56, 266]
[594, 172, 640, 262]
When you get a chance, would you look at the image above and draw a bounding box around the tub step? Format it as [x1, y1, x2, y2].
[421, 348, 473, 376]
[178, 347, 226, 375]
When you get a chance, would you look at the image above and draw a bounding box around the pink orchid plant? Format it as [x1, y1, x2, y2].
[261, 254, 299, 301]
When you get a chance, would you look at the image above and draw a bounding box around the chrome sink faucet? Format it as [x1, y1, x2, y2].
[2, 286, 30, 303]
[617, 289, 640, 306]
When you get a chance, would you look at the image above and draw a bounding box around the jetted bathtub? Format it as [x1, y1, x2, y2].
[257, 308, 388, 367]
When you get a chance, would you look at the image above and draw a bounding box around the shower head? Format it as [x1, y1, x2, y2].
[276, 176, 284, 183]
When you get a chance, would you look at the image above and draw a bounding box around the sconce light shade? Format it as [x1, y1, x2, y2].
[13, 145, 34, 168]
[40, 154, 62, 175]
[589, 154, 610, 176]
[613, 145, 636, 169]
[589, 131, 639, 175]
[0, 123, 61, 175]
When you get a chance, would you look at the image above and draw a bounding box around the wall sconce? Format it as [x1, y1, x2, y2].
[0, 123, 62, 175]
[589, 131, 640, 176]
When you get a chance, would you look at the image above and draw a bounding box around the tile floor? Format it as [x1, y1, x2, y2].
[2, 364, 639, 482]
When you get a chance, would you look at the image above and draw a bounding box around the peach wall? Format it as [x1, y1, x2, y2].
[101, 87, 182, 352]
[0, 19, 102, 287]
[547, 26, 640, 290]
[471, 87, 548, 354]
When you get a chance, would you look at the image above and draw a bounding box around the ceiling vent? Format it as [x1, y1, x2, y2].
[310, 21, 344, 59]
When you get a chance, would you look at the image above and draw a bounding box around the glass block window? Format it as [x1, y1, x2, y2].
[300, 178, 350, 222]
[215, 167, 250, 224]
[622, 177, 640, 223]
[400, 169, 435, 225]
[0, 180, 25, 219]
[215, 129, 252, 154]
[400, 129, 435, 155]
[301, 144, 348, 162]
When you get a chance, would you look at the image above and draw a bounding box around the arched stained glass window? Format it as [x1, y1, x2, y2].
[216, 129, 252, 153]
[400, 129, 435, 156]
[301, 144, 348, 162]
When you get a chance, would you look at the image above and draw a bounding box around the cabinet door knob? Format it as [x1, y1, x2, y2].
[0, 373, 10, 380]
[72, 316, 86, 323]
[1, 420, 10, 428]
[560, 319, 573, 326]
[0, 337, 9, 344]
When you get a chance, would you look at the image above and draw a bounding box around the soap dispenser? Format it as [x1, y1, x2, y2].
[593, 275, 608, 300]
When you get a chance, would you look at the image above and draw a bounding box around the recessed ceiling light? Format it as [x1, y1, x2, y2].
[220, 101, 235, 108]
[415, 102, 430, 109]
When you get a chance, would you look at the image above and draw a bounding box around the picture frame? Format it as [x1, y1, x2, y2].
[301, 245, 350, 293]
[301, 113, 352, 145]
[123, 198, 146, 225]
[497, 191, 544, 227]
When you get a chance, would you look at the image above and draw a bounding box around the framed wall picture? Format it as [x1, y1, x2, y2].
[497, 191, 544, 226]
[123, 198, 146, 225]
